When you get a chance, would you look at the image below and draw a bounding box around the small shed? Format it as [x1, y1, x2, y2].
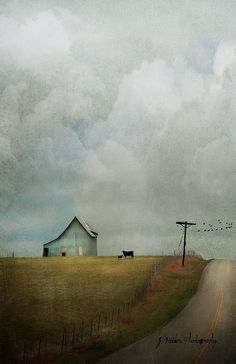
[43, 216, 98, 257]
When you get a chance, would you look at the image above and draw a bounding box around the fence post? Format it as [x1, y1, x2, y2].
[23, 341, 26, 363]
[45, 334, 48, 351]
[104, 313, 107, 328]
[38, 336, 41, 358]
[61, 329, 65, 353]
[72, 324, 76, 345]
[97, 313, 101, 332]
[131, 295, 134, 307]
[111, 309, 114, 327]
[81, 320, 84, 341]
[65, 328, 67, 348]
[117, 307, 120, 322]
[123, 303, 126, 313]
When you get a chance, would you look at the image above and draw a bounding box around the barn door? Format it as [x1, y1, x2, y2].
[61, 247, 66, 256]
[43, 247, 49, 257]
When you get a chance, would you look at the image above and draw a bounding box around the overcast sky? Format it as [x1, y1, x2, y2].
[0, 0, 236, 258]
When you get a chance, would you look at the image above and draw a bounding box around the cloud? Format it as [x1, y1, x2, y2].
[112, 59, 204, 120]
[0, 1, 236, 258]
[213, 42, 236, 77]
[0, 11, 71, 73]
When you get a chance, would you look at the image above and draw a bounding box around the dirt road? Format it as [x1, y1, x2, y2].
[98, 260, 236, 364]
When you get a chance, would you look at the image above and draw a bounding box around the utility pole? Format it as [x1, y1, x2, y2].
[176, 221, 196, 266]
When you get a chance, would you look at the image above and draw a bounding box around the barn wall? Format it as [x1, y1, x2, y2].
[44, 219, 97, 256]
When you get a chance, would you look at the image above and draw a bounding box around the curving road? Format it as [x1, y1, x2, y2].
[98, 260, 236, 364]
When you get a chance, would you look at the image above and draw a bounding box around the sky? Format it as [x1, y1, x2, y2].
[0, 0, 236, 258]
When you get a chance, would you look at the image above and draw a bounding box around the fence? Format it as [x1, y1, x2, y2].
[16, 257, 167, 363]
[0, 250, 14, 258]
[174, 250, 195, 256]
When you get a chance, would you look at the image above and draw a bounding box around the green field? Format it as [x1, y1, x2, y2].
[0, 255, 207, 363]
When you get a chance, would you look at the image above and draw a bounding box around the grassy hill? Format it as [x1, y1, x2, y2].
[0, 256, 161, 360]
[0, 256, 207, 363]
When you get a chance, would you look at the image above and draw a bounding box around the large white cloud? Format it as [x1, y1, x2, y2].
[0, 11, 70, 72]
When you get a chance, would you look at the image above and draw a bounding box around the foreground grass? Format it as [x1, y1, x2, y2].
[58, 256, 208, 364]
[0, 256, 159, 361]
[0, 256, 208, 363]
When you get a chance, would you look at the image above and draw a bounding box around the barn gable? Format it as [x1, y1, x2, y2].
[43, 216, 98, 257]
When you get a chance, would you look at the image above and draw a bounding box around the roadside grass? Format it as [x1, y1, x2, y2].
[60, 256, 208, 364]
[0, 256, 160, 361]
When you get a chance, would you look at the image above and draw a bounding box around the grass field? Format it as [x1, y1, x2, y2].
[0, 255, 208, 363]
[65, 256, 208, 364]
[0, 256, 161, 361]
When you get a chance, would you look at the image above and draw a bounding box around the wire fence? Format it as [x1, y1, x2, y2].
[174, 250, 196, 256]
[0, 250, 14, 258]
[10, 257, 168, 363]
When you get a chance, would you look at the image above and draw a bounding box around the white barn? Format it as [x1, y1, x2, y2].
[43, 216, 98, 257]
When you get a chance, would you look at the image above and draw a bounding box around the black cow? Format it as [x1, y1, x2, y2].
[118, 255, 123, 259]
[122, 250, 134, 258]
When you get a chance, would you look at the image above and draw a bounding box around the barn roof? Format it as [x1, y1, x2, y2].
[44, 216, 98, 246]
